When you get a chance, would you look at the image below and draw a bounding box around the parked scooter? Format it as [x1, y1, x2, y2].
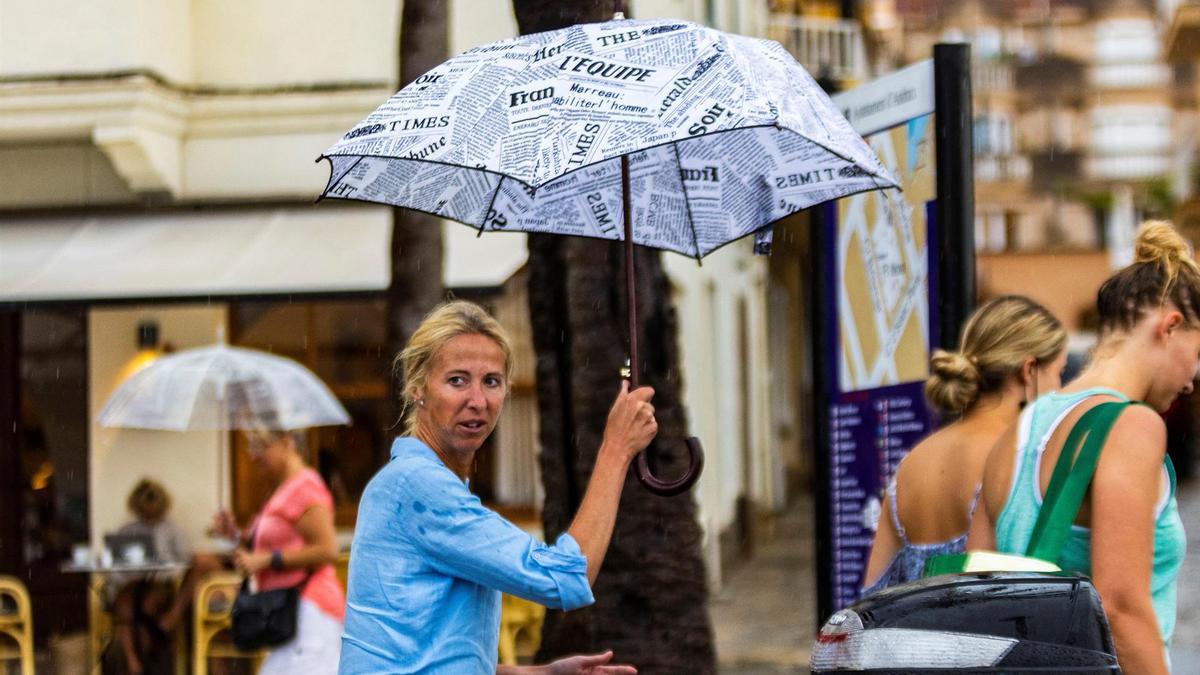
[811, 572, 1120, 673]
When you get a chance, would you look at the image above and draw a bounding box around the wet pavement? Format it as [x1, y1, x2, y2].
[1169, 480, 1200, 671]
[711, 496, 815, 674]
[711, 481, 1200, 674]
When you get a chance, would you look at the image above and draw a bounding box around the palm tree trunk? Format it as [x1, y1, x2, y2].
[388, 0, 448, 424]
[515, 2, 716, 671]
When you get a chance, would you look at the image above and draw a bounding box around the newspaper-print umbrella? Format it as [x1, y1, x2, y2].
[318, 16, 898, 495]
[99, 342, 350, 504]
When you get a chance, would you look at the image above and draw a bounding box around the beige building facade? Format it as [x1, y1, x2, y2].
[864, 0, 1190, 261]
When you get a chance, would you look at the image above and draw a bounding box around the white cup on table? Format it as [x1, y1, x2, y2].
[71, 544, 91, 567]
[124, 543, 146, 565]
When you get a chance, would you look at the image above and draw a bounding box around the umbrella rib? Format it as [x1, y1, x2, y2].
[479, 174, 504, 235]
[671, 142, 704, 263]
[318, 155, 366, 200]
[779, 125, 899, 188]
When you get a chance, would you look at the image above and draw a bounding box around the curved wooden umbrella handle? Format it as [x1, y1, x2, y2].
[636, 436, 704, 496]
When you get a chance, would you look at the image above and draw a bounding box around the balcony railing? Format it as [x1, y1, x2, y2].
[973, 60, 1014, 93]
[768, 14, 867, 83]
[1089, 63, 1171, 89]
[1086, 154, 1170, 180]
[975, 154, 1031, 183]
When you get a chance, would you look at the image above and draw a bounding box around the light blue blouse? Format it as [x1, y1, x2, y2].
[339, 437, 594, 674]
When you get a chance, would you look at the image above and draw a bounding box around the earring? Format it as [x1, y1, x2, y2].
[417, 399, 425, 407]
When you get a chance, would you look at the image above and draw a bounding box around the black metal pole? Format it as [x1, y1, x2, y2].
[809, 206, 836, 626]
[933, 43, 976, 349]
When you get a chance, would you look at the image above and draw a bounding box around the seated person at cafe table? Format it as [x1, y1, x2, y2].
[339, 301, 643, 674]
[107, 478, 190, 675]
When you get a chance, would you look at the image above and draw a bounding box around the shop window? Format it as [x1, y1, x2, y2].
[230, 299, 393, 527]
[1, 308, 89, 638]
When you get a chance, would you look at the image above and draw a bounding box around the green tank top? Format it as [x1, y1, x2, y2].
[995, 387, 1186, 645]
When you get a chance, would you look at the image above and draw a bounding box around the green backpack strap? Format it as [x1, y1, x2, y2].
[1025, 401, 1131, 563]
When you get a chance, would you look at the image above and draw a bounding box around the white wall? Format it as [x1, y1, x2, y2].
[0, 0, 398, 87]
[0, 0, 190, 81]
[665, 238, 778, 587]
[449, 0, 517, 54]
[192, 1, 399, 88]
[89, 305, 229, 551]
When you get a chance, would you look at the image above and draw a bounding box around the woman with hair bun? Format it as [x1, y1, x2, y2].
[971, 221, 1195, 674]
[862, 295, 1067, 594]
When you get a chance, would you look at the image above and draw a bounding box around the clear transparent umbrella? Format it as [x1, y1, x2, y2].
[99, 344, 350, 432]
[98, 343, 351, 507]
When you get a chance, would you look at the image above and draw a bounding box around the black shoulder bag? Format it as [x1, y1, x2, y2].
[229, 522, 311, 652]
[230, 570, 312, 651]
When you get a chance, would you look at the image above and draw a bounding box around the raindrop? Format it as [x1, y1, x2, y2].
[413, 501, 427, 513]
[418, 526, 427, 535]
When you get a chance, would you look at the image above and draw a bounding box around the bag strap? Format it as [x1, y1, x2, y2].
[239, 569, 314, 594]
[1025, 401, 1130, 562]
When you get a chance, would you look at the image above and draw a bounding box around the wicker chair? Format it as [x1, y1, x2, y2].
[192, 571, 265, 675]
[0, 575, 34, 675]
[497, 593, 545, 665]
[334, 552, 350, 592]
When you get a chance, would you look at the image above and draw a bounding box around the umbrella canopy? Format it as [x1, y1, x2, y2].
[99, 344, 351, 432]
[318, 16, 897, 258]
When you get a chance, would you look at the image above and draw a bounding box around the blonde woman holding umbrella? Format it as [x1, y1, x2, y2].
[341, 301, 644, 674]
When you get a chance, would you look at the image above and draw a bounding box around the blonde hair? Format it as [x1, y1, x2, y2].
[395, 300, 513, 435]
[925, 295, 1066, 416]
[127, 478, 171, 522]
[243, 427, 304, 455]
[1097, 220, 1200, 333]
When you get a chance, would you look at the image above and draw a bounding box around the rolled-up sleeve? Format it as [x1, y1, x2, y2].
[395, 464, 594, 611]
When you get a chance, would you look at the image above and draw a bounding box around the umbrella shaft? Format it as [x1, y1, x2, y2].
[621, 154, 638, 389]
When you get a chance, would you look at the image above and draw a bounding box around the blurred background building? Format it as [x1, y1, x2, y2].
[880, 0, 1193, 332]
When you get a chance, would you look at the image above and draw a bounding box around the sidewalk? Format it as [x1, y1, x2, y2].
[710, 497, 816, 674]
[1169, 479, 1200, 670]
[710, 480, 1200, 674]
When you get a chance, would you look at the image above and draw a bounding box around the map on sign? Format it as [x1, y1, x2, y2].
[836, 114, 935, 392]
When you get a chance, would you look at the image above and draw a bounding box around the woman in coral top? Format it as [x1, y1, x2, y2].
[211, 428, 344, 674]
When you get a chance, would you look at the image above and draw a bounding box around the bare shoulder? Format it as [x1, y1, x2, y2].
[981, 423, 1019, 512]
[1103, 403, 1167, 461]
[893, 428, 959, 481]
[1091, 404, 1167, 510]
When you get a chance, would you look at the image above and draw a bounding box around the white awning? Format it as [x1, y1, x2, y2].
[0, 206, 393, 302]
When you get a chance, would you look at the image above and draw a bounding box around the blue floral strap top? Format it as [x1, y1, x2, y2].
[861, 475, 980, 596]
